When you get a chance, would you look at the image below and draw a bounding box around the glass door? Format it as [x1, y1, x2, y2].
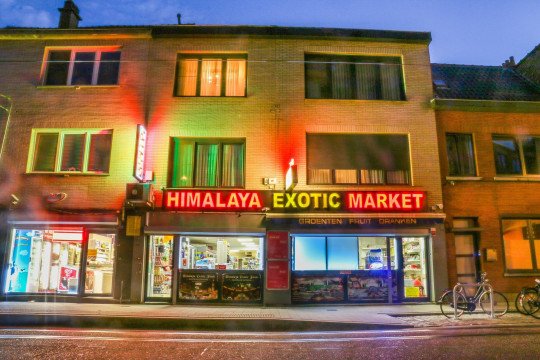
[84, 233, 116, 295]
[146, 235, 174, 299]
[401, 237, 429, 300]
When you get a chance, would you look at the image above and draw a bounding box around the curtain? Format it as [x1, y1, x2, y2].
[225, 59, 246, 96]
[177, 59, 198, 96]
[195, 144, 219, 186]
[334, 169, 358, 184]
[355, 63, 378, 100]
[60, 134, 85, 171]
[200, 59, 222, 96]
[34, 133, 59, 171]
[380, 62, 402, 100]
[308, 168, 332, 184]
[331, 61, 353, 99]
[87, 132, 112, 172]
[222, 143, 244, 187]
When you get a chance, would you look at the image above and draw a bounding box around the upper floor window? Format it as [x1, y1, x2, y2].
[27, 129, 112, 174]
[305, 54, 405, 100]
[170, 138, 245, 188]
[307, 133, 411, 185]
[175, 54, 247, 97]
[492, 135, 540, 176]
[446, 133, 477, 176]
[43, 49, 121, 86]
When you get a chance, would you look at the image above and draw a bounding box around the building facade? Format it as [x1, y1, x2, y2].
[432, 62, 540, 294]
[0, 2, 449, 306]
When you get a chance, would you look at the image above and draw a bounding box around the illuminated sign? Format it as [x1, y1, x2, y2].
[134, 124, 147, 181]
[162, 190, 426, 213]
[285, 159, 298, 191]
[164, 190, 264, 211]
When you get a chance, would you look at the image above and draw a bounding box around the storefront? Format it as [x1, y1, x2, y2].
[1, 213, 119, 299]
[144, 189, 446, 305]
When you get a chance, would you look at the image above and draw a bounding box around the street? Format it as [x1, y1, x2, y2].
[1, 326, 540, 359]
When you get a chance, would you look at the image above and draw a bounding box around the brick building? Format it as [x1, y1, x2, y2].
[432, 61, 540, 295]
[0, 1, 447, 305]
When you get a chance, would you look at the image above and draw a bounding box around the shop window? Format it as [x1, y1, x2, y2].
[147, 235, 174, 298]
[493, 135, 540, 176]
[43, 49, 121, 86]
[85, 233, 115, 295]
[446, 133, 477, 176]
[175, 54, 247, 97]
[305, 54, 405, 100]
[28, 129, 112, 174]
[179, 236, 263, 270]
[5, 229, 82, 294]
[294, 236, 327, 270]
[307, 133, 411, 185]
[502, 219, 540, 273]
[170, 138, 245, 188]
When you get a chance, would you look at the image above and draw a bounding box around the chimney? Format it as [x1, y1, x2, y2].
[502, 56, 516, 69]
[58, 0, 82, 29]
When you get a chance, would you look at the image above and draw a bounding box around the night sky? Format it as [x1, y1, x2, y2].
[1, 0, 539, 66]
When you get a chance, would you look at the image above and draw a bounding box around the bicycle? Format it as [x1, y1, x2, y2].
[515, 279, 540, 318]
[439, 272, 509, 318]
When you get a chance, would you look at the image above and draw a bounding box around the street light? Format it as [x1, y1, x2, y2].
[0, 93, 13, 163]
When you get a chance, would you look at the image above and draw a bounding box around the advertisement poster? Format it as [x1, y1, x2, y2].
[266, 231, 289, 260]
[348, 274, 388, 301]
[266, 260, 289, 290]
[58, 266, 78, 293]
[7, 230, 33, 293]
[291, 276, 345, 303]
[222, 273, 262, 302]
[178, 272, 219, 301]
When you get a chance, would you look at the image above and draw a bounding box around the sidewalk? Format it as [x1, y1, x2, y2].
[0, 301, 538, 331]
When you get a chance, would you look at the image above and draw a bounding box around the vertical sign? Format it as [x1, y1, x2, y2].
[266, 231, 290, 290]
[134, 124, 147, 181]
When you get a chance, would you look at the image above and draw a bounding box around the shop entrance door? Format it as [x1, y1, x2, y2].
[398, 237, 429, 301]
[145, 235, 174, 301]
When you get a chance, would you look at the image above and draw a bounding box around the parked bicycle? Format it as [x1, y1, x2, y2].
[515, 279, 540, 318]
[439, 272, 509, 318]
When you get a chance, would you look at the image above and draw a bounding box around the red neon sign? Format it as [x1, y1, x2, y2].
[345, 191, 425, 212]
[164, 190, 264, 211]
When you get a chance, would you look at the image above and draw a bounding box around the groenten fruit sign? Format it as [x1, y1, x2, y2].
[163, 190, 427, 213]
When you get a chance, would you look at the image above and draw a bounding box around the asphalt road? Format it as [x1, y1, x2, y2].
[1, 326, 539, 359]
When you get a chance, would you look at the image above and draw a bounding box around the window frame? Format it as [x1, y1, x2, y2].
[169, 137, 246, 188]
[445, 132, 478, 177]
[174, 54, 248, 97]
[304, 53, 406, 101]
[306, 133, 412, 186]
[501, 218, 540, 275]
[492, 134, 540, 177]
[27, 129, 113, 175]
[41, 47, 122, 86]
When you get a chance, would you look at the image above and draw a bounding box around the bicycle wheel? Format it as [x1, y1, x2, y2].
[440, 291, 466, 318]
[515, 288, 533, 315]
[480, 291, 509, 317]
[519, 288, 539, 315]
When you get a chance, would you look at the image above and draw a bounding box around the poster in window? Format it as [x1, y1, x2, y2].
[348, 274, 388, 301]
[222, 273, 262, 302]
[291, 276, 345, 303]
[58, 266, 78, 293]
[178, 272, 219, 301]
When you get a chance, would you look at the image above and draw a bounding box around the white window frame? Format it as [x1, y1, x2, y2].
[27, 129, 113, 174]
[493, 134, 540, 177]
[41, 47, 121, 86]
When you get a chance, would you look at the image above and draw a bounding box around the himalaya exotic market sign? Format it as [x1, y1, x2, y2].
[163, 190, 426, 212]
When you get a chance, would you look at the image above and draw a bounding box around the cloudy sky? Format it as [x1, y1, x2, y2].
[1, 0, 539, 65]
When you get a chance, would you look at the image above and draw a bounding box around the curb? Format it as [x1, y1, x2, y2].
[0, 314, 412, 332]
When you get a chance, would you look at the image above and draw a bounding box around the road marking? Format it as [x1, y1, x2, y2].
[200, 347, 208, 355]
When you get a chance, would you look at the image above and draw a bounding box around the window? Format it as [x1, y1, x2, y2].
[446, 133, 477, 176]
[170, 138, 245, 188]
[307, 133, 411, 185]
[493, 135, 540, 175]
[28, 129, 112, 174]
[175, 54, 247, 97]
[502, 219, 540, 273]
[43, 49, 121, 86]
[305, 54, 405, 100]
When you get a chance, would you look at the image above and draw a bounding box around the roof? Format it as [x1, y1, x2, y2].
[431, 63, 540, 101]
[0, 25, 431, 43]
